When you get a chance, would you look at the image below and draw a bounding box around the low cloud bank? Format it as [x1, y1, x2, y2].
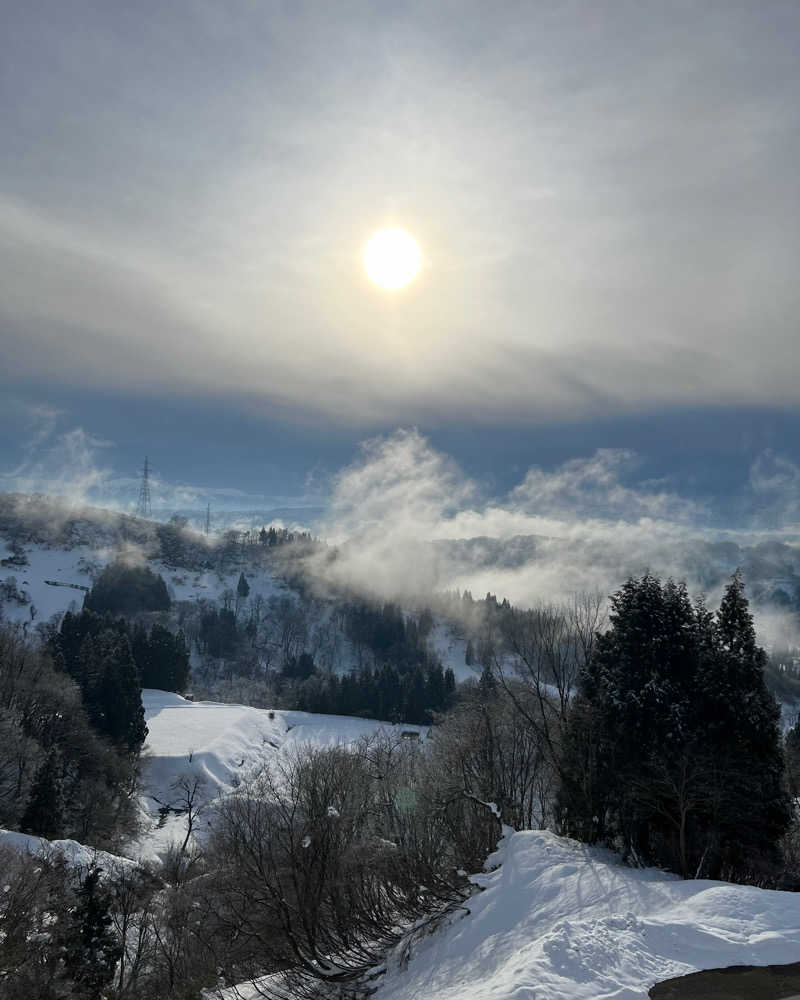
[312, 429, 800, 647]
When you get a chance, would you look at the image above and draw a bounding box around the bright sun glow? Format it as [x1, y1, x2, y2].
[364, 229, 421, 289]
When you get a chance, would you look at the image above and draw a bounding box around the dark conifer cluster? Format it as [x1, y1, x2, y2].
[83, 561, 171, 616]
[55, 610, 189, 710]
[558, 572, 792, 880]
[288, 660, 456, 723]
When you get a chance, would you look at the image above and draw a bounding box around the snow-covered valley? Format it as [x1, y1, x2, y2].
[1, 504, 800, 999]
[2, 687, 799, 999]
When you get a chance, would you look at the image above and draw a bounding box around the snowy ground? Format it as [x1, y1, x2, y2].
[375, 829, 800, 1000]
[0, 541, 98, 623]
[429, 620, 479, 684]
[0, 539, 288, 626]
[0, 828, 140, 873]
[132, 690, 426, 863]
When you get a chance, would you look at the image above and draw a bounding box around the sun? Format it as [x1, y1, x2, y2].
[364, 228, 421, 289]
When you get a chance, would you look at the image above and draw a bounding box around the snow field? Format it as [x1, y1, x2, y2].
[134, 690, 426, 862]
[0, 543, 98, 623]
[376, 829, 800, 1000]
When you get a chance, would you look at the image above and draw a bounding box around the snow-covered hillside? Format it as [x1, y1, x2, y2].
[429, 620, 478, 684]
[0, 535, 475, 679]
[134, 690, 426, 862]
[375, 829, 800, 1000]
[0, 537, 288, 626]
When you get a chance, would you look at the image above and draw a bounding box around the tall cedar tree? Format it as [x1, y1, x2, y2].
[53, 612, 147, 752]
[134, 622, 190, 691]
[701, 570, 792, 876]
[20, 748, 66, 839]
[81, 630, 148, 754]
[62, 865, 122, 996]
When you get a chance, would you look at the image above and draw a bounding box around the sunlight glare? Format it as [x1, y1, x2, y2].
[364, 229, 421, 290]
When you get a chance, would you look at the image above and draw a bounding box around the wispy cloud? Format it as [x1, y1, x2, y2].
[0, 404, 318, 516]
[748, 451, 800, 527]
[0, 407, 113, 506]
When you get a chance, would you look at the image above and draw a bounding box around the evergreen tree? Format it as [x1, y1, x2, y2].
[143, 623, 190, 691]
[83, 631, 148, 754]
[131, 622, 152, 685]
[698, 571, 792, 876]
[283, 651, 315, 680]
[404, 666, 428, 724]
[199, 607, 238, 658]
[560, 572, 791, 880]
[477, 664, 496, 701]
[84, 561, 170, 615]
[63, 864, 122, 996]
[171, 628, 191, 692]
[20, 749, 65, 839]
[52, 609, 121, 688]
[235, 571, 250, 619]
[786, 721, 800, 799]
[425, 663, 446, 713]
[566, 574, 697, 857]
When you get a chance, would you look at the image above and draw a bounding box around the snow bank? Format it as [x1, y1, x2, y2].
[377, 830, 800, 1000]
[141, 689, 285, 801]
[0, 828, 138, 873]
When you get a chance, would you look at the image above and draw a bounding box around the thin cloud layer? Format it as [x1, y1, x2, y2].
[2, 2, 799, 424]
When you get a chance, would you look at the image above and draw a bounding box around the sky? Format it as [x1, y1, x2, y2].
[2, 1, 800, 528]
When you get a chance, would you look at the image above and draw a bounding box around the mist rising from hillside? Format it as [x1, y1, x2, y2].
[306, 429, 800, 646]
[3, 419, 800, 647]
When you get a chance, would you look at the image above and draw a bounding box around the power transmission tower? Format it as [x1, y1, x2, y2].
[205, 503, 211, 535]
[136, 457, 152, 518]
